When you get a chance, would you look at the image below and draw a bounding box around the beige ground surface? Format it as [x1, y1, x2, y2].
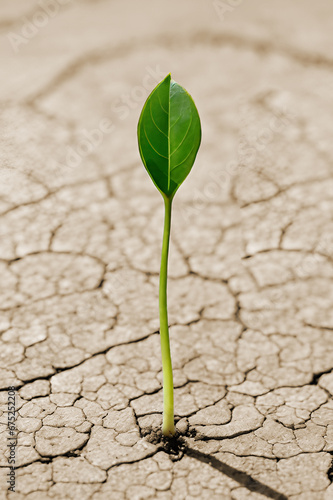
[1, 0, 333, 498]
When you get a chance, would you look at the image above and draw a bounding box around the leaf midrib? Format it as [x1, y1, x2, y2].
[167, 80, 171, 191]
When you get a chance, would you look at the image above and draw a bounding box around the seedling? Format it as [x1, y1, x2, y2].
[137, 74, 201, 436]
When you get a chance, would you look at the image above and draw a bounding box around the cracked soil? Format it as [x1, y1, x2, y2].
[1, 1, 333, 499]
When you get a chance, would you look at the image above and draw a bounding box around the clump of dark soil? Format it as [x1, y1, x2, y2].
[142, 427, 196, 461]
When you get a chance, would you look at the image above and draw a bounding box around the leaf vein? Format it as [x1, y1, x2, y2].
[150, 102, 168, 137]
[143, 126, 168, 159]
[171, 144, 195, 172]
[170, 115, 193, 157]
[170, 115, 181, 130]
[158, 94, 168, 114]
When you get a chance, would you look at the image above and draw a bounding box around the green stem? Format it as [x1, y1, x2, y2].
[159, 195, 175, 437]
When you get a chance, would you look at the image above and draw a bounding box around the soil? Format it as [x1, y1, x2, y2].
[142, 426, 197, 461]
[2, 1, 333, 498]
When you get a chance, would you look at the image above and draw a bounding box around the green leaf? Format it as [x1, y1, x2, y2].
[137, 74, 201, 199]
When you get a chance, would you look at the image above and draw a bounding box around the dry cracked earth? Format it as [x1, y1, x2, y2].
[1, 1, 333, 499]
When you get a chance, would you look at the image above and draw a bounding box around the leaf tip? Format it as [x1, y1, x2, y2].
[164, 73, 172, 84]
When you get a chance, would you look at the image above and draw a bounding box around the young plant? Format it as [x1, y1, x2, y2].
[137, 74, 201, 437]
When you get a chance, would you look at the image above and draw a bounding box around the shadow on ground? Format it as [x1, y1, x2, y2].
[187, 447, 288, 500]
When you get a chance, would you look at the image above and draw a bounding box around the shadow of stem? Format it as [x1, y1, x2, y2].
[186, 447, 288, 500]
